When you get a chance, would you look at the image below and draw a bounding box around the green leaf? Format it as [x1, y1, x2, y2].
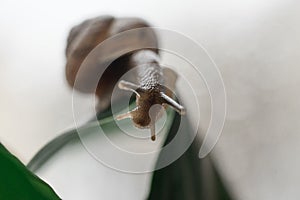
[147, 112, 232, 200]
[0, 143, 61, 200]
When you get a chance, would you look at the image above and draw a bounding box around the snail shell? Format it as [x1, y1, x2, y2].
[66, 16, 158, 103]
[65, 15, 185, 140]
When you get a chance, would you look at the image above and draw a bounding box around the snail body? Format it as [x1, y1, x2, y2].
[65, 16, 185, 141]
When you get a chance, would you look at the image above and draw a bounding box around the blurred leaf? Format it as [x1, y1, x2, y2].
[0, 143, 61, 200]
[147, 112, 232, 200]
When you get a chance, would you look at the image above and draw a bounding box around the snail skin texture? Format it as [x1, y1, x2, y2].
[65, 15, 185, 141]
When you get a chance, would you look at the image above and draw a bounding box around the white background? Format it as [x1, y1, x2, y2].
[1, 0, 300, 199]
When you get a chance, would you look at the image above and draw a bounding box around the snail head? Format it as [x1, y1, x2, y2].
[116, 80, 185, 141]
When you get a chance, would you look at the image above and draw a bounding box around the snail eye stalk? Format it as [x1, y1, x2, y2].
[118, 80, 140, 97]
[160, 92, 186, 115]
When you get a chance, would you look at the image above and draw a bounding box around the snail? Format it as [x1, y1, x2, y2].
[65, 15, 185, 141]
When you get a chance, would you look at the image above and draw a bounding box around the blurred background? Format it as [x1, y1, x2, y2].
[1, 0, 300, 199]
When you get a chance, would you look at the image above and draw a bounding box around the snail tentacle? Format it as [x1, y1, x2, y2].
[118, 80, 141, 97]
[150, 123, 156, 141]
[116, 110, 133, 120]
[160, 92, 186, 115]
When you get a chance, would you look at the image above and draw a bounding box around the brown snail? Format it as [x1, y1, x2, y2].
[65, 15, 185, 141]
